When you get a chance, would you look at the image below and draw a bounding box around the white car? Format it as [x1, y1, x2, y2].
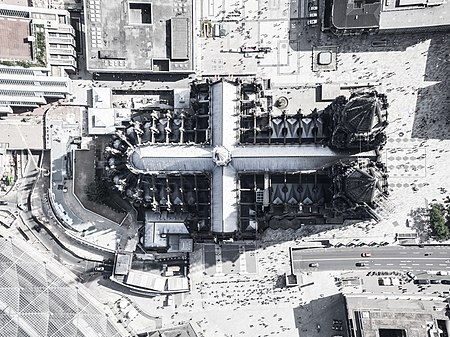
[309, 12, 318, 17]
[307, 19, 318, 25]
[309, 5, 318, 10]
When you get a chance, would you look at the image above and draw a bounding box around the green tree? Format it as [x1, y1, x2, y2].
[85, 179, 109, 204]
[429, 203, 450, 240]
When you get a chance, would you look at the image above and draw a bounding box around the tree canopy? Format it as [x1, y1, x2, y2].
[85, 179, 109, 204]
[428, 203, 450, 240]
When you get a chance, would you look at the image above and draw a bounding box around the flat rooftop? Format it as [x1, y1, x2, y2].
[0, 0, 28, 5]
[345, 294, 448, 337]
[84, 0, 193, 72]
[0, 120, 43, 149]
[0, 17, 31, 60]
[379, 2, 450, 30]
[332, 0, 381, 29]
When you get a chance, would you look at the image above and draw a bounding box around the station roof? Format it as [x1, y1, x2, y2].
[126, 269, 189, 292]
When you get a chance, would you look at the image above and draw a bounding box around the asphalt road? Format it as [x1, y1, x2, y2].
[292, 246, 450, 274]
[0, 152, 112, 281]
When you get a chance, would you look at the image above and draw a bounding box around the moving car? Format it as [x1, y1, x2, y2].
[361, 252, 371, 257]
[309, 263, 319, 267]
[356, 262, 367, 267]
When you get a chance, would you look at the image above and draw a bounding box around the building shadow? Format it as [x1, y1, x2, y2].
[288, 0, 433, 53]
[293, 293, 348, 337]
[411, 34, 450, 140]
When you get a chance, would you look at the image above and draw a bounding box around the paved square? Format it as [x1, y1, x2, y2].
[203, 243, 258, 276]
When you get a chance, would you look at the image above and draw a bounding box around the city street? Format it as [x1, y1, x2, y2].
[0, 151, 112, 281]
[292, 246, 450, 273]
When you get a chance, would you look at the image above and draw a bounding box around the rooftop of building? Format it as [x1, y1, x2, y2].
[0, 0, 28, 5]
[331, 0, 450, 30]
[84, 0, 193, 72]
[0, 16, 31, 61]
[331, 0, 381, 29]
[379, 0, 450, 30]
[345, 294, 448, 337]
[0, 117, 43, 149]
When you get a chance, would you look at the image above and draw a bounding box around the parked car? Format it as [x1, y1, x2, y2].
[414, 279, 430, 285]
[441, 280, 450, 285]
[361, 252, 371, 257]
[371, 40, 387, 47]
[307, 19, 318, 25]
[406, 271, 417, 280]
[332, 326, 343, 331]
[430, 280, 440, 284]
[94, 266, 105, 272]
[309, 263, 319, 267]
[437, 271, 449, 276]
[333, 320, 343, 325]
[309, 12, 318, 17]
[0, 201, 7, 205]
[309, 5, 318, 10]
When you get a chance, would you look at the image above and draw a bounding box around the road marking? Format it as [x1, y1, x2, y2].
[387, 263, 393, 266]
[399, 252, 407, 254]
[374, 263, 381, 266]
[400, 261, 411, 263]
[439, 264, 447, 266]
[399, 263, 406, 266]
[426, 264, 433, 266]
[297, 257, 449, 261]
[412, 264, 419, 266]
